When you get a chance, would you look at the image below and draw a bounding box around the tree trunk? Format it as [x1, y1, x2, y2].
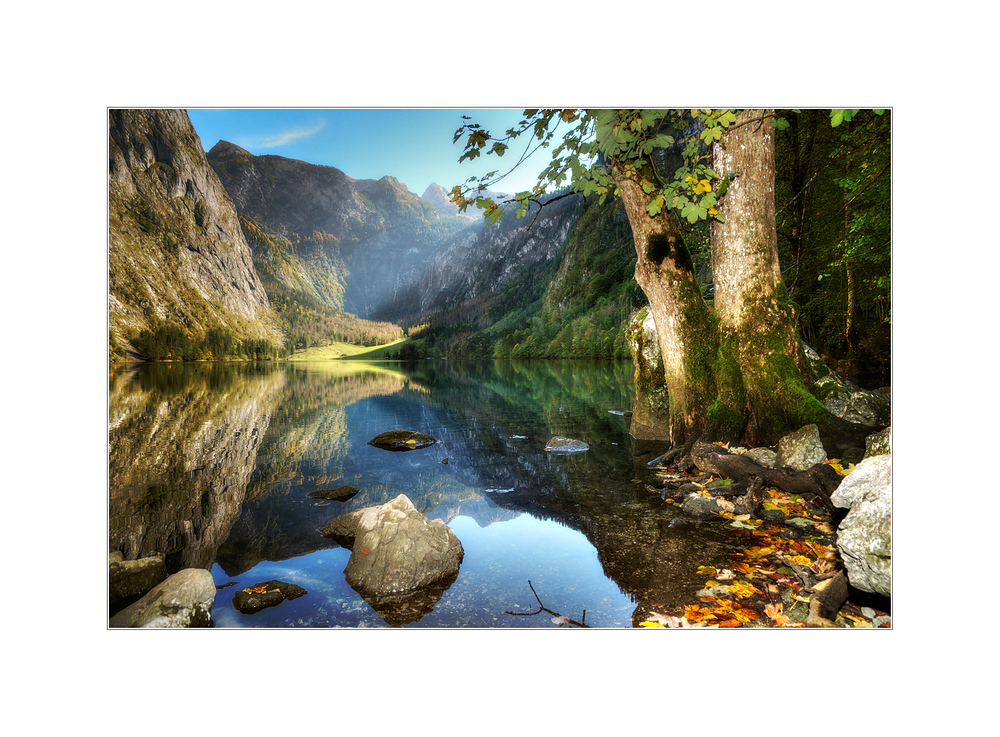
[709, 110, 823, 446]
[611, 159, 716, 447]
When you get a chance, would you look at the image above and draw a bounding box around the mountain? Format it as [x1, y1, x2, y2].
[207, 144, 477, 319]
[402, 193, 582, 321]
[108, 110, 283, 348]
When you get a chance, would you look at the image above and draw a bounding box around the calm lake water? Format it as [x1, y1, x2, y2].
[109, 359, 740, 628]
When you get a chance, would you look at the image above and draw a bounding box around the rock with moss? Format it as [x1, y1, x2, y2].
[864, 426, 891, 458]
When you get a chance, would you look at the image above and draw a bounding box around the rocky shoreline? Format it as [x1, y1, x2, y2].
[637, 424, 891, 628]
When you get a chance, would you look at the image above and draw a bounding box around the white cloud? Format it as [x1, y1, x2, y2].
[246, 119, 325, 148]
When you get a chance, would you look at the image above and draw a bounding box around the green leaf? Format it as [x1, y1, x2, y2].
[681, 200, 701, 223]
[771, 117, 790, 130]
[700, 126, 723, 144]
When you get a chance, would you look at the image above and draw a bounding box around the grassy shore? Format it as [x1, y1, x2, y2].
[287, 337, 409, 361]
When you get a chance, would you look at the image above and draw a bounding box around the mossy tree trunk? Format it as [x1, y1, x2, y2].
[611, 160, 717, 447]
[708, 109, 829, 446]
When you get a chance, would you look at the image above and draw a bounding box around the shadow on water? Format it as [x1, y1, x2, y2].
[109, 359, 744, 627]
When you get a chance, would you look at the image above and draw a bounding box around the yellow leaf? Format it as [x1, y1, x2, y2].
[730, 580, 759, 599]
[639, 620, 666, 628]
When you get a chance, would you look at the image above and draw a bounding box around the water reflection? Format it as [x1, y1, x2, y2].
[109, 359, 741, 627]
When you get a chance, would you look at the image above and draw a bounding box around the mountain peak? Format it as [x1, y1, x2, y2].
[208, 140, 252, 159]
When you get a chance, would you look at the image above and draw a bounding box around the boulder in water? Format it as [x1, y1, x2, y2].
[544, 436, 589, 452]
[320, 494, 463, 597]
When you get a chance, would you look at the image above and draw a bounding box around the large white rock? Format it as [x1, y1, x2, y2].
[831, 454, 892, 596]
[321, 494, 463, 596]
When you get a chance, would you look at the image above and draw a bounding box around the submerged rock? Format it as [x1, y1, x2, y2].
[544, 436, 589, 452]
[232, 580, 307, 614]
[368, 431, 437, 451]
[109, 569, 216, 628]
[308, 485, 359, 502]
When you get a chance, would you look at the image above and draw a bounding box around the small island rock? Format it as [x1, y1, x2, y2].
[232, 580, 307, 614]
[368, 431, 437, 451]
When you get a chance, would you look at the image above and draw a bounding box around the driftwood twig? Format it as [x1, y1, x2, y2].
[505, 581, 591, 628]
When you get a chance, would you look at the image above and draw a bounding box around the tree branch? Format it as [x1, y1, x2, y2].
[505, 580, 591, 627]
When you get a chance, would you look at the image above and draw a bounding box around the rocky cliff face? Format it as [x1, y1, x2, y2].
[108, 110, 282, 346]
[404, 194, 582, 320]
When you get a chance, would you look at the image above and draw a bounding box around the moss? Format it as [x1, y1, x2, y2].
[724, 291, 833, 445]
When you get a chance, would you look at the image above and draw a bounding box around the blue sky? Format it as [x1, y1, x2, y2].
[187, 108, 556, 199]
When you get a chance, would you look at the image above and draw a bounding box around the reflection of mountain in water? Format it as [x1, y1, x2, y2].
[427, 496, 521, 527]
[211, 364, 424, 576]
[108, 363, 286, 570]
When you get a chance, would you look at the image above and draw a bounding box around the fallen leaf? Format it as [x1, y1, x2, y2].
[730, 580, 759, 599]
[764, 602, 789, 626]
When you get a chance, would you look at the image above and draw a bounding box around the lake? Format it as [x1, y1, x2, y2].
[109, 359, 741, 628]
